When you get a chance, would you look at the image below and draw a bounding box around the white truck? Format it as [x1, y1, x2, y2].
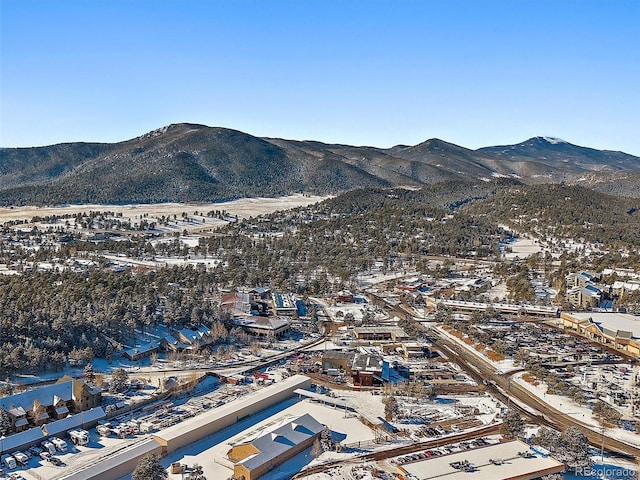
[51, 437, 68, 452]
[12, 451, 29, 467]
[140, 422, 155, 433]
[1, 454, 16, 470]
[96, 423, 111, 437]
[41, 440, 57, 455]
[69, 428, 90, 446]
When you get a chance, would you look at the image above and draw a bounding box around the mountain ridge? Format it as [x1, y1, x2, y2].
[1, 123, 638, 205]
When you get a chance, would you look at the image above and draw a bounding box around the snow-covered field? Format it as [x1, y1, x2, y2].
[0, 194, 329, 225]
[503, 237, 542, 260]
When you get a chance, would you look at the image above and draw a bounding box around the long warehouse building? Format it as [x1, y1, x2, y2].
[153, 374, 311, 454]
[60, 374, 312, 480]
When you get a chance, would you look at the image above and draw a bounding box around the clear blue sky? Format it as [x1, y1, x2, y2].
[1, 0, 639, 154]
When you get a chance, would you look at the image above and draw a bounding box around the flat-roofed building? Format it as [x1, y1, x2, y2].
[59, 437, 161, 480]
[321, 351, 353, 372]
[353, 326, 409, 342]
[233, 316, 291, 337]
[271, 291, 297, 316]
[153, 375, 311, 455]
[562, 311, 640, 357]
[398, 439, 564, 480]
[402, 341, 424, 358]
[431, 298, 560, 317]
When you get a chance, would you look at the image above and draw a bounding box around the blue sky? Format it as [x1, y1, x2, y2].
[1, 0, 639, 154]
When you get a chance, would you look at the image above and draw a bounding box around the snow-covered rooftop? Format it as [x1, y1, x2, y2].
[400, 439, 563, 480]
[234, 413, 324, 471]
[568, 312, 640, 339]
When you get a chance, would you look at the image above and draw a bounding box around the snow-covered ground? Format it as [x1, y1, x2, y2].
[438, 324, 640, 452]
[484, 280, 508, 301]
[513, 372, 640, 449]
[0, 195, 329, 225]
[503, 237, 542, 260]
[154, 397, 379, 480]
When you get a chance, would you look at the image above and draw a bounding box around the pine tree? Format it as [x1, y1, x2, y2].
[0, 409, 12, 436]
[593, 400, 622, 426]
[320, 426, 333, 452]
[84, 362, 95, 384]
[383, 394, 399, 421]
[500, 409, 526, 439]
[132, 453, 167, 480]
[109, 368, 129, 393]
[558, 427, 591, 471]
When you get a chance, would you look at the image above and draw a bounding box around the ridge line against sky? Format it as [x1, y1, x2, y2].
[1, 0, 639, 155]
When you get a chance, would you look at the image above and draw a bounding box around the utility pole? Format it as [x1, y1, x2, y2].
[600, 421, 606, 463]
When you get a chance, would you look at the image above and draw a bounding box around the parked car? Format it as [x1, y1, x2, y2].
[12, 451, 29, 467]
[1, 454, 16, 470]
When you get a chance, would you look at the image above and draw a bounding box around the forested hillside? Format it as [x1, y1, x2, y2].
[2, 123, 639, 205]
[465, 184, 640, 248]
[2, 180, 640, 376]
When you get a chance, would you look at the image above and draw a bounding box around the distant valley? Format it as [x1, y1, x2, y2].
[1, 123, 639, 205]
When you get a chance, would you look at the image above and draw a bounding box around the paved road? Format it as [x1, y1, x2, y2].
[433, 329, 640, 458]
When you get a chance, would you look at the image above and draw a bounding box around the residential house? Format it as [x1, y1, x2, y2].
[160, 325, 213, 353]
[0, 378, 101, 434]
[122, 342, 159, 361]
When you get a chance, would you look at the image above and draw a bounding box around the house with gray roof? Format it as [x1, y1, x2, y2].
[0, 377, 101, 433]
[227, 413, 324, 480]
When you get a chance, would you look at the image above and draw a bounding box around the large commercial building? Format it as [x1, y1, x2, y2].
[153, 375, 311, 455]
[60, 438, 162, 480]
[58, 375, 311, 480]
[428, 298, 560, 317]
[398, 440, 564, 480]
[561, 311, 640, 357]
[227, 413, 324, 480]
[353, 326, 409, 342]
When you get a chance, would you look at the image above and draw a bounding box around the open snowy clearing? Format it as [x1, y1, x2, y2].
[0, 194, 329, 224]
[503, 236, 543, 260]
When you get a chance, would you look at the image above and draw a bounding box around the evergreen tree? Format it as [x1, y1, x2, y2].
[558, 427, 591, 472]
[132, 453, 167, 480]
[84, 362, 95, 384]
[0, 409, 12, 436]
[109, 368, 129, 393]
[383, 395, 399, 421]
[500, 409, 526, 439]
[320, 426, 333, 452]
